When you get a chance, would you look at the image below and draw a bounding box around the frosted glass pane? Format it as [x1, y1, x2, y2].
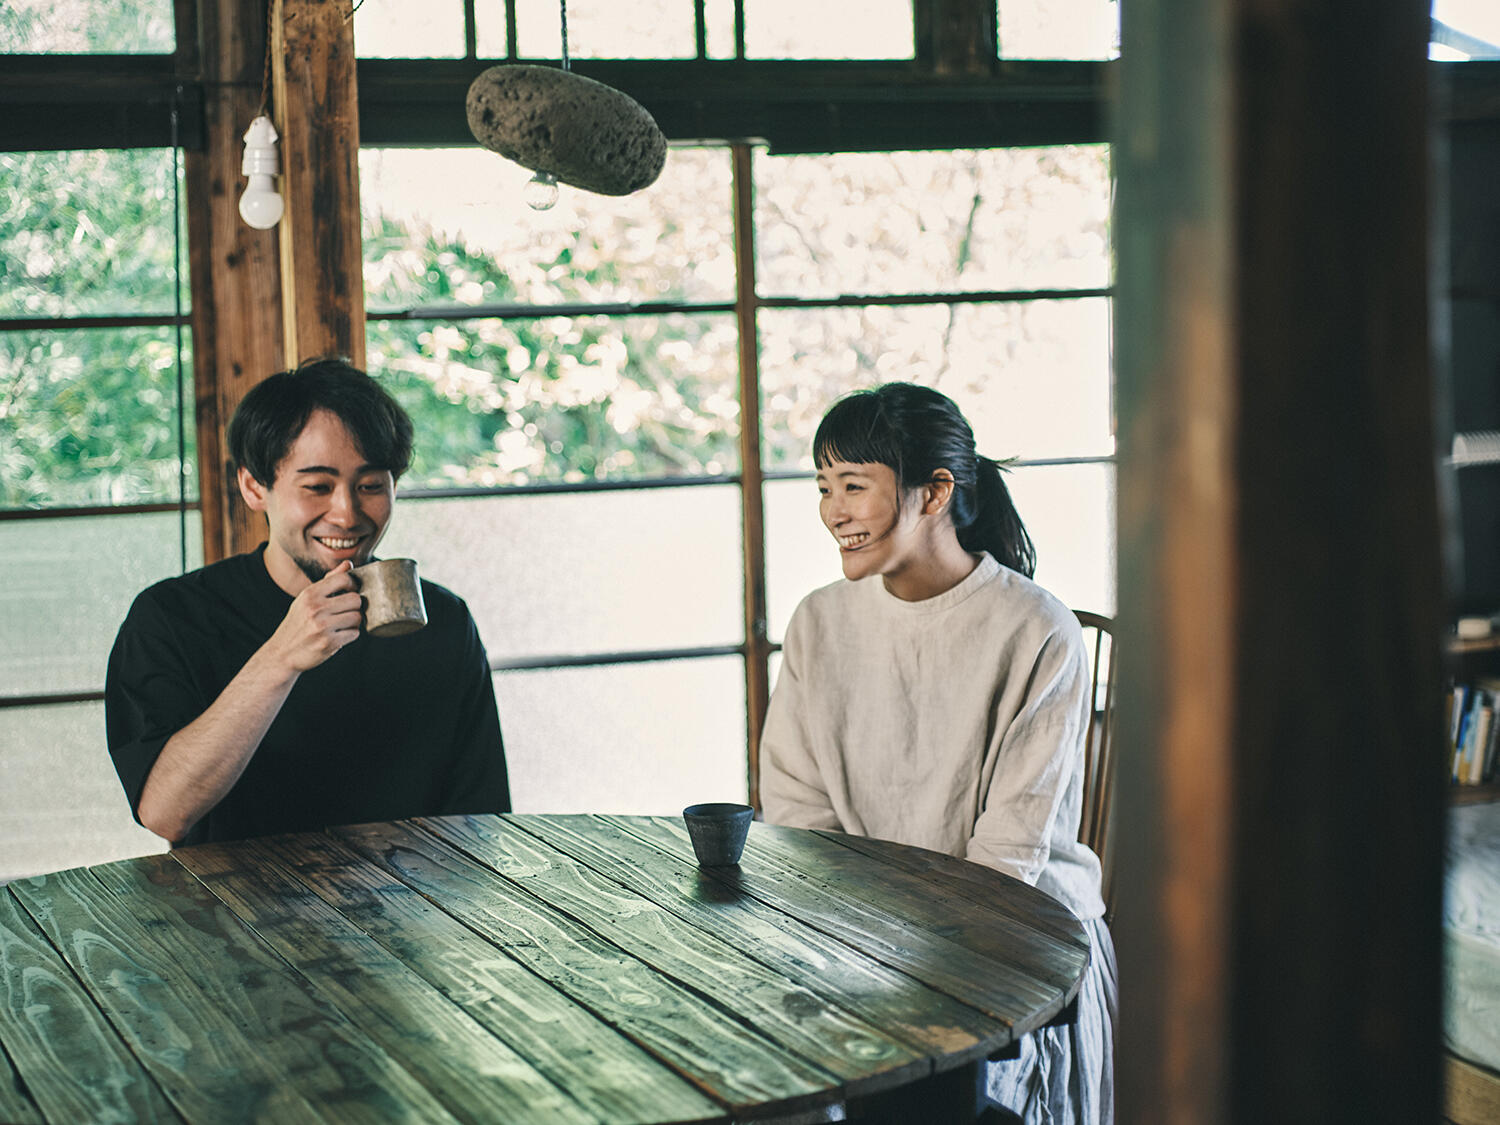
[474, 0, 509, 57]
[997, 0, 1119, 59]
[1, 150, 188, 318]
[755, 147, 1111, 298]
[1009, 461, 1115, 615]
[355, 0, 465, 57]
[516, 0, 695, 57]
[759, 299, 1114, 469]
[743, 0, 912, 58]
[0, 0, 173, 52]
[765, 477, 843, 642]
[379, 487, 743, 659]
[497, 658, 747, 813]
[362, 147, 735, 307]
[0, 511, 202, 697]
[765, 464, 1115, 640]
[0, 702, 165, 883]
[0, 327, 198, 507]
[704, 0, 737, 58]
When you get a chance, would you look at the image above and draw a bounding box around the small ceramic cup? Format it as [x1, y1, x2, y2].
[351, 558, 427, 637]
[682, 803, 754, 867]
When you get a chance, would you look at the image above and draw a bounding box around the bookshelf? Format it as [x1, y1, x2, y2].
[1446, 630, 1500, 804]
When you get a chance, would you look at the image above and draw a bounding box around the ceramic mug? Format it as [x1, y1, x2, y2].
[351, 558, 427, 637]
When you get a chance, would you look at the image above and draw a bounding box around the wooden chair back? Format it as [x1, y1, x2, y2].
[1074, 609, 1116, 921]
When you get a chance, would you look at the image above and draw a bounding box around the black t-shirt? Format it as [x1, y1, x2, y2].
[105, 546, 511, 845]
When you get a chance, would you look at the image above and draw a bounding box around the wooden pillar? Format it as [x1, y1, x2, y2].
[1113, 0, 1444, 1122]
[187, 0, 287, 563]
[187, 0, 367, 560]
[272, 0, 365, 368]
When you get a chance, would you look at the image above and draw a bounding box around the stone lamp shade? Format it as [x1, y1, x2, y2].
[466, 65, 667, 197]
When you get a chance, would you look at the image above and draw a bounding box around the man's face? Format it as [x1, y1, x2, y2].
[238, 408, 396, 595]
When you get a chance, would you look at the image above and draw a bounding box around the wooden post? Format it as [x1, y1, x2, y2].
[187, 0, 287, 562]
[271, 0, 366, 369]
[1114, 0, 1444, 1122]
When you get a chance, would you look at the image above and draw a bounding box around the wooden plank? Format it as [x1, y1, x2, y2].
[251, 832, 725, 1125]
[421, 814, 930, 1097]
[806, 830, 1089, 951]
[0, 890, 102, 1125]
[1445, 1053, 1500, 1125]
[69, 852, 456, 1125]
[605, 816, 1070, 1033]
[169, 845, 600, 1125]
[500, 813, 1001, 1066]
[272, 0, 366, 367]
[331, 819, 840, 1119]
[9, 867, 327, 1123]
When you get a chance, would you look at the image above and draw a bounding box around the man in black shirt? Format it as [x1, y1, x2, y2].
[105, 358, 510, 845]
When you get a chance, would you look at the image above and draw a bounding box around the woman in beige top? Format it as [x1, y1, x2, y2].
[761, 382, 1116, 1125]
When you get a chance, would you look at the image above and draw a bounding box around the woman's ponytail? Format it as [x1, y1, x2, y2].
[957, 456, 1035, 578]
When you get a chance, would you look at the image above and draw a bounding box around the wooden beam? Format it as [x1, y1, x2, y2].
[1115, 0, 1445, 1121]
[186, 0, 285, 562]
[271, 0, 365, 367]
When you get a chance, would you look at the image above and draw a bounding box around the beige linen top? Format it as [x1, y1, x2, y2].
[760, 552, 1106, 921]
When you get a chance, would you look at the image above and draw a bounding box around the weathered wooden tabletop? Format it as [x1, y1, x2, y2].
[0, 814, 1090, 1124]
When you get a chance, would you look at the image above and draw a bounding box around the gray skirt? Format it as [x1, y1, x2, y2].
[986, 916, 1117, 1125]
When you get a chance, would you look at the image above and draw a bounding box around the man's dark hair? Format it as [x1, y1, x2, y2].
[228, 357, 414, 485]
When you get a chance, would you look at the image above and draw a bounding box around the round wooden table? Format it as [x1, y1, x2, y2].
[0, 814, 1091, 1124]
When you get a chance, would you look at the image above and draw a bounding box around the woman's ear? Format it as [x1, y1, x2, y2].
[923, 469, 956, 515]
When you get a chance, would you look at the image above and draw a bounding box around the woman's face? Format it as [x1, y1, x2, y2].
[816, 459, 924, 584]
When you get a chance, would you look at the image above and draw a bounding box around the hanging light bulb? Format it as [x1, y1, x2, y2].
[524, 171, 560, 211]
[238, 115, 285, 230]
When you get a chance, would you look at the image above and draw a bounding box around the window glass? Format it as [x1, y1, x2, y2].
[758, 298, 1113, 470]
[996, 0, 1119, 59]
[0, 0, 173, 53]
[516, 0, 695, 58]
[1, 149, 188, 318]
[0, 512, 201, 697]
[355, 0, 466, 57]
[756, 147, 1111, 298]
[703, 0, 738, 58]
[743, 0, 913, 58]
[367, 312, 739, 487]
[1430, 0, 1500, 59]
[362, 147, 734, 308]
[764, 462, 1114, 641]
[0, 702, 165, 881]
[496, 657, 748, 812]
[379, 486, 743, 659]
[0, 328, 197, 508]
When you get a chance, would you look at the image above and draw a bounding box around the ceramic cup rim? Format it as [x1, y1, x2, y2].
[682, 802, 753, 820]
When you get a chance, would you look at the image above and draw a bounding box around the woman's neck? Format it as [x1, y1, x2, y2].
[881, 534, 982, 602]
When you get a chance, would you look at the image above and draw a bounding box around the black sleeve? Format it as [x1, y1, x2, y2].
[436, 607, 512, 815]
[103, 589, 208, 822]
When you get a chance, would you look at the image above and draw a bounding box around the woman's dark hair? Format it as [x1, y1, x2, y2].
[228, 357, 414, 485]
[813, 382, 1036, 577]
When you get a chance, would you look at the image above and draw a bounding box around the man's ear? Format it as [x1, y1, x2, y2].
[237, 465, 270, 512]
[923, 469, 956, 515]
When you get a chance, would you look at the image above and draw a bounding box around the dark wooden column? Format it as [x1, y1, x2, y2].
[187, 0, 286, 562]
[1114, 1, 1445, 1122]
[272, 0, 365, 368]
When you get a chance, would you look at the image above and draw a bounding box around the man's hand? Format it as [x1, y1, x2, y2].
[267, 560, 364, 672]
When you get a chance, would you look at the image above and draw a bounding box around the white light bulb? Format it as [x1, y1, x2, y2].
[239, 174, 285, 229]
[239, 115, 284, 230]
[524, 171, 560, 211]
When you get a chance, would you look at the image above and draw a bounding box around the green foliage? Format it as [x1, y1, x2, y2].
[0, 150, 194, 508]
[362, 210, 741, 490]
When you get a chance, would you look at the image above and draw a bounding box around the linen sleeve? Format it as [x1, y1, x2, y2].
[436, 606, 512, 816]
[964, 621, 1092, 886]
[759, 604, 841, 830]
[104, 591, 207, 822]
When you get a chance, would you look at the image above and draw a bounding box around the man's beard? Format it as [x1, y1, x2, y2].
[291, 552, 329, 584]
